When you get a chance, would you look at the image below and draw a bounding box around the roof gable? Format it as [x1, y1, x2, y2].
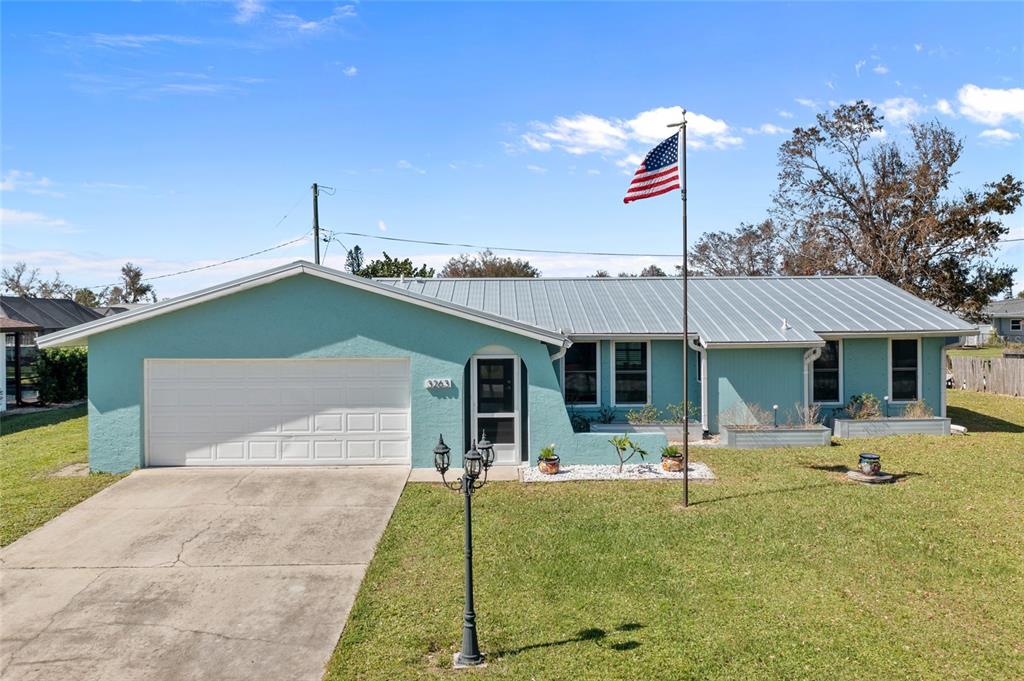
[36, 262, 569, 349]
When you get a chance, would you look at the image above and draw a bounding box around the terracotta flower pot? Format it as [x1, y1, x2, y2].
[661, 455, 684, 472]
[538, 456, 560, 475]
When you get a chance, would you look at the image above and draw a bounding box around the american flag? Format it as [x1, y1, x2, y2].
[623, 132, 681, 203]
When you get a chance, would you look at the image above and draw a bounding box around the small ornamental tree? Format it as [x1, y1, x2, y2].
[608, 435, 647, 473]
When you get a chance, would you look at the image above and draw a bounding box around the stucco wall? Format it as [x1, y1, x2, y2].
[87, 273, 594, 472]
[706, 347, 808, 432]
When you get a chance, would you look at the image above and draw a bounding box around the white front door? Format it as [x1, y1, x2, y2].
[470, 356, 520, 465]
[145, 358, 411, 466]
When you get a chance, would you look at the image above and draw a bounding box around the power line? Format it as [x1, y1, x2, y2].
[323, 230, 688, 258]
[82, 232, 311, 290]
[327, 229, 1024, 257]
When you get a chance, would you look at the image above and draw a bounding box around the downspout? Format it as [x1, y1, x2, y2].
[549, 339, 571, 363]
[802, 346, 823, 422]
[688, 336, 708, 431]
[941, 338, 960, 418]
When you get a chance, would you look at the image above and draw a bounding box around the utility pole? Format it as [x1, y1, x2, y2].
[312, 182, 321, 265]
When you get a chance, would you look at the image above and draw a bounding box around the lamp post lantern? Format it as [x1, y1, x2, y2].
[433, 432, 495, 668]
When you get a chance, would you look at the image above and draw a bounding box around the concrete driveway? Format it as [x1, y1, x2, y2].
[0, 467, 408, 681]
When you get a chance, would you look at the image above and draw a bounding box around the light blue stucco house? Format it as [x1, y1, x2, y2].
[983, 298, 1024, 342]
[38, 261, 976, 473]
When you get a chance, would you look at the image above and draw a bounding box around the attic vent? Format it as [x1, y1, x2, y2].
[780, 318, 792, 331]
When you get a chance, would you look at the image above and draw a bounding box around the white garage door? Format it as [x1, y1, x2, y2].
[145, 359, 411, 466]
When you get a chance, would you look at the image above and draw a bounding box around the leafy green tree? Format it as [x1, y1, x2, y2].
[355, 252, 434, 278]
[345, 245, 365, 274]
[73, 288, 101, 307]
[441, 249, 540, 277]
[103, 263, 156, 304]
[640, 264, 667, 277]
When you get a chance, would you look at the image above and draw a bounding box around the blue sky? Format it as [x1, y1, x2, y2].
[2, 1, 1023, 298]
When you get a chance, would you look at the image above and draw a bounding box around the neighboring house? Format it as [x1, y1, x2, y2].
[982, 299, 1024, 343]
[94, 302, 152, 317]
[37, 261, 975, 473]
[2, 296, 104, 406]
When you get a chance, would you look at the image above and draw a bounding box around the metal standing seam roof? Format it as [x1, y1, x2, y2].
[378, 276, 977, 345]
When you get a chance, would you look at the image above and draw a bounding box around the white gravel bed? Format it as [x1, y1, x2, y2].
[521, 462, 715, 483]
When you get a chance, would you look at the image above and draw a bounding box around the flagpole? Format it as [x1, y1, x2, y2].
[679, 110, 689, 508]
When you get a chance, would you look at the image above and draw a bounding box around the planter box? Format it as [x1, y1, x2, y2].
[833, 417, 951, 439]
[720, 424, 832, 449]
[591, 422, 704, 442]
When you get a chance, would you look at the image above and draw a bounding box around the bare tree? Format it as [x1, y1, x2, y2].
[772, 101, 1020, 319]
[103, 263, 157, 304]
[639, 264, 667, 277]
[690, 220, 784, 276]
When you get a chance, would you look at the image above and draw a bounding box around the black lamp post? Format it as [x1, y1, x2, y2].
[433, 432, 495, 668]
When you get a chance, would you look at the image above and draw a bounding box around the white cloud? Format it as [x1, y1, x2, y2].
[957, 84, 1024, 125]
[1, 170, 63, 197]
[586, 169, 600, 176]
[934, 98, 954, 116]
[979, 128, 1020, 144]
[525, 113, 629, 155]
[521, 133, 552, 151]
[0, 208, 74, 232]
[89, 33, 202, 49]
[873, 64, 889, 75]
[275, 5, 357, 33]
[377, 220, 388, 232]
[914, 43, 923, 53]
[877, 96, 925, 124]
[342, 65, 358, 77]
[742, 123, 788, 135]
[854, 60, 866, 77]
[526, 164, 548, 174]
[778, 110, 794, 119]
[795, 98, 819, 109]
[520, 106, 743, 158]
[233, 0, 265, 24]
[396, 159, 426, 175]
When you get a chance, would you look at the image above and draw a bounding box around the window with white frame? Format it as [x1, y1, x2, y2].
[1011, 319, 1022, 331]
[890, 338, 919, 401]
[812, 340, 841, 403]
[563, 342, 598, 405]
[613, 341, 648, 405]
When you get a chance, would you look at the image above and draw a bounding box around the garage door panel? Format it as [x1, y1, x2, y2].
[379, 440, 410, 460]
[147, 359, 410, 466]
[248, 441, 279, 460]
[346, 441, 377, 460]
[379, 412, 408, 432]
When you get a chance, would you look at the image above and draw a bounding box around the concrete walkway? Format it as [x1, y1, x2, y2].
[0, 467, 408, 681]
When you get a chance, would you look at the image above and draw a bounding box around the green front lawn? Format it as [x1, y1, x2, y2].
[328, 390, 1024, 680]
[1, 405, 125, 546]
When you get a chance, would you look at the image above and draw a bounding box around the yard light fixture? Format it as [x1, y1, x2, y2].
[433, 434, 492, 668]
[772, 404, 779, 428]
[883, 395, 890, 418]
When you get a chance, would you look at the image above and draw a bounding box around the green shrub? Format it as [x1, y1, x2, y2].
[625, 404, 659, 424]
[664, 401, 699, 422]
[35, 347, 87, 403]
[538, 444, 557, 460]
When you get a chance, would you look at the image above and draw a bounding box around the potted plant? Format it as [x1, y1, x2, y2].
[537, 444, 560, 474]
[660, 444, 685, 472]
